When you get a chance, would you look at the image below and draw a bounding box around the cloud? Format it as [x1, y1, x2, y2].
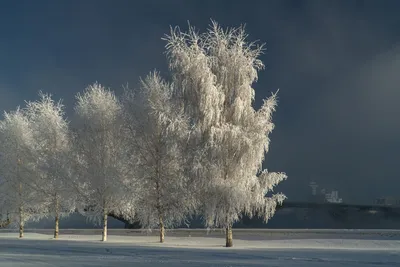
[253, 1, 400, 203]
[320, 45, 400, 139]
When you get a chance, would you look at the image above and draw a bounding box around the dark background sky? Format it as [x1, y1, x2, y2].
[1, 0, 400, 204]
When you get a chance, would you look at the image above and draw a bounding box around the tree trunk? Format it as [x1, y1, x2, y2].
[225, 224, 233, 247]
[19, 205, 24, 238]
[18, 182, 24, 239]
[54, 196, 59, 239]
[159, 216, 165, 243]
[54, 214, 59, 239]
[102, 208, 108, 242]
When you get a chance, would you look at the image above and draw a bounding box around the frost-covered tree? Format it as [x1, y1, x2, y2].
[0, 109, 46, 237]
[165, 21, 287, 247]
[25, 93, 76, 239]
[74, 83, 132, 241]
[122, 72, 194, 243]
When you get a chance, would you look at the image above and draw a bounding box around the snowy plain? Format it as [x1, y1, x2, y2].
[1, 229, 400, 267]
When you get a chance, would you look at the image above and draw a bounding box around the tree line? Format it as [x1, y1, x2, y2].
[0, 21, 287, 247]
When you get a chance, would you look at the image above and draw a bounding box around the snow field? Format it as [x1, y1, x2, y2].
[1, 230, 400, 266]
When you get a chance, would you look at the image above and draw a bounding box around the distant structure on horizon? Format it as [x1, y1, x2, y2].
[309, 181, 343, 203]
[375, 196, 400, 206]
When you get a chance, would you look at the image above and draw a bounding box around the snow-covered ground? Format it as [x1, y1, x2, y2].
[1, 229, 400, 266]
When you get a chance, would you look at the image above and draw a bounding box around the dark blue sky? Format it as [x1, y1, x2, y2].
[1, 0, 400, 204]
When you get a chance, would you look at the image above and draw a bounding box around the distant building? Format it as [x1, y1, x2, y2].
[325, 190, 343, 203]
[375, 196, 400, 206]
[309, 181, 343, 203]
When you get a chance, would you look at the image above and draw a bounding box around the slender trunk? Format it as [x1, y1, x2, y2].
[18, 182, 24, 238]
[102, 208, 107, 241]
[54, 214, 59, 239]
[19, 205, 24, 238]
[159, 216, 165, 243]
[54, 196, 59, 239]
[225, 224, 233, 247]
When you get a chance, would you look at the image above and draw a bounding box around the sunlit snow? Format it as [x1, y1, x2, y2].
[1, 229, 399, 266]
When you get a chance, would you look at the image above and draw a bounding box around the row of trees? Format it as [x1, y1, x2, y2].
[0, 21, 287, 247]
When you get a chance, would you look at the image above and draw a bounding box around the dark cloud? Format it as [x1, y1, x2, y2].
[246, 1, 400, 204]
[1, 0, 400, 204]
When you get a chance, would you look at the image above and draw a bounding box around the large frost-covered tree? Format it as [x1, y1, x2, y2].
[74, 83, 133, 241]
[122, 72, 195, 243]
[165, 21, 287, 247]
[0, 108, 47, 237]
[25, 93, 76, 239]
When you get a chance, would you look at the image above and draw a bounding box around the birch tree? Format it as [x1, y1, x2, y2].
[122, 72, 194, 243]
[25, 93, 76, 239]
[0, 109, 46, 237]
[74, 83, 132, 241]
[165, 21, 287, 247]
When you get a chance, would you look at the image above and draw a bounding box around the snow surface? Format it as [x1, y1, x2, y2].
[1, 229, 400, 266]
